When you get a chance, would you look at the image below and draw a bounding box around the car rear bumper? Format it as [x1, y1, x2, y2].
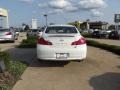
[37, 44, 87, 61]
[0, 35, 14, 41]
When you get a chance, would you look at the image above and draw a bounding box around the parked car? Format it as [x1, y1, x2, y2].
[14, 29, 20, 40]
[27, 29, 40, 37]
[15, 29, 20, 35]
[0, 29, 16, 42]
[108, 31, 119, 39]
[37, 25, 87, 61]
[37, 29, 44, 37]
[81, 30, 89, 34]
[92, 30, 101, 38]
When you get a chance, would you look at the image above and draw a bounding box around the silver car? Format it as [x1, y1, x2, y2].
[0, 29, 15, 42]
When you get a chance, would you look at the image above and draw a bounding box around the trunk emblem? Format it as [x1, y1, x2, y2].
[60, 39, 64, 42]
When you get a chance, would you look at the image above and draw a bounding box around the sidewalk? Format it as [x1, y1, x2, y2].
[87, 38, 120, 46]
[13, 46, 120, 90]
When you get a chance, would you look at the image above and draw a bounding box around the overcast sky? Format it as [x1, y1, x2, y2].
[0, 0, 120, 27]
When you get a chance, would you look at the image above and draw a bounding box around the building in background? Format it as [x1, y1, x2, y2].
[0, 8, 9, 28]
[68, 21, 82, 30]
[31, 19, 37, 29]
[80, 21, 108, 30]
[89, 21, 108, 30]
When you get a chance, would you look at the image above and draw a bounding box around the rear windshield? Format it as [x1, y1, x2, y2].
[93, 31, 100, 33]
[0, 29, 9, 32]
[39, 29, 44, 32]
[15, 29, 20, 32]
[31, 29, 38, 32]
[45, 26, 78, 34]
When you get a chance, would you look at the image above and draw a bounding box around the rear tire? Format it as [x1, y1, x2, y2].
[11, 38, 15, 43]
[11, 40, 15, 43]
[37, 59, 43, 62]
[77, 59, 85, 62]
[15, 37, 18, 40]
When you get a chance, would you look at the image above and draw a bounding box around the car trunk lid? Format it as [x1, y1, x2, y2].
[0, 31, 9, 36]
[44, 34, 80, 47]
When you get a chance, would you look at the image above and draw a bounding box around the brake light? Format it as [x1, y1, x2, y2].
[71, 37, 86, 45]
[6, 32, 12, 35]
[37, 38, 52, 45]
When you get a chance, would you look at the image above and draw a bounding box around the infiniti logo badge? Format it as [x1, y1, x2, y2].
[60, 39, 64, 42]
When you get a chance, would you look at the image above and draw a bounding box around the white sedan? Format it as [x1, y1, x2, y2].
[37, 25, 87, 61]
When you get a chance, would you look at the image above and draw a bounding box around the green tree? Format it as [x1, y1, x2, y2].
[68, 21, 80, 29]
[24, 25, 30, 31]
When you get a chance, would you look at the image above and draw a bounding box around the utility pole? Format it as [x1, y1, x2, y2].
[44, 14, 48, 26]
[114, 14, 120, 31]
[0, 17, 3, 28]
[86, 19, 90, 30]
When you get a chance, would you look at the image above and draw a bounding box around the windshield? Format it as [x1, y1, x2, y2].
[45, 26, 78, 34]
[0, 29, 10, 32]
[31, 29, 38, 32]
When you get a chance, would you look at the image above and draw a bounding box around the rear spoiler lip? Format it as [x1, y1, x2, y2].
[48, 35, 75, 37]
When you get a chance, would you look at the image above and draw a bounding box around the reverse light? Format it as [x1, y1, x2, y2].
[71, 37, 86, 45]
[37, 38, 52, 45]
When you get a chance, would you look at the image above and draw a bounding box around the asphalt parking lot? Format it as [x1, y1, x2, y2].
[0, 33, 120, 90]
[87, 38, 120, 46]
[12, 46, 120, 90]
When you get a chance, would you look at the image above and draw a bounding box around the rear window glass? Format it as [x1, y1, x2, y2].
[15, 29, 20, 32]
[93, 31, 100, 33]
[0, 29, 9, 32]
[39, 29, 44, 32]
[31, 29, 38, 32]
[45, 26, 77, 34]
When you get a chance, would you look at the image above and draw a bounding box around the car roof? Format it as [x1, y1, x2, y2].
[48, 24, 75, 27]
[30, 29, 38, 30]
[0, 29, 10, 30]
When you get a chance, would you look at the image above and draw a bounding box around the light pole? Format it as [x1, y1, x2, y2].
[0, 17, 3, 28]
[44, 14, 48, 26]
[86, 19, 90, 30]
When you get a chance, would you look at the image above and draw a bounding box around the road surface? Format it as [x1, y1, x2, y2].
[13, 47, 120, 90]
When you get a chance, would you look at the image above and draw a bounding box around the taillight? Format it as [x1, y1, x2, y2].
[71, 37, 86, 45]
[6, 32, 12, 35]
[37, 38, 52, 45]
